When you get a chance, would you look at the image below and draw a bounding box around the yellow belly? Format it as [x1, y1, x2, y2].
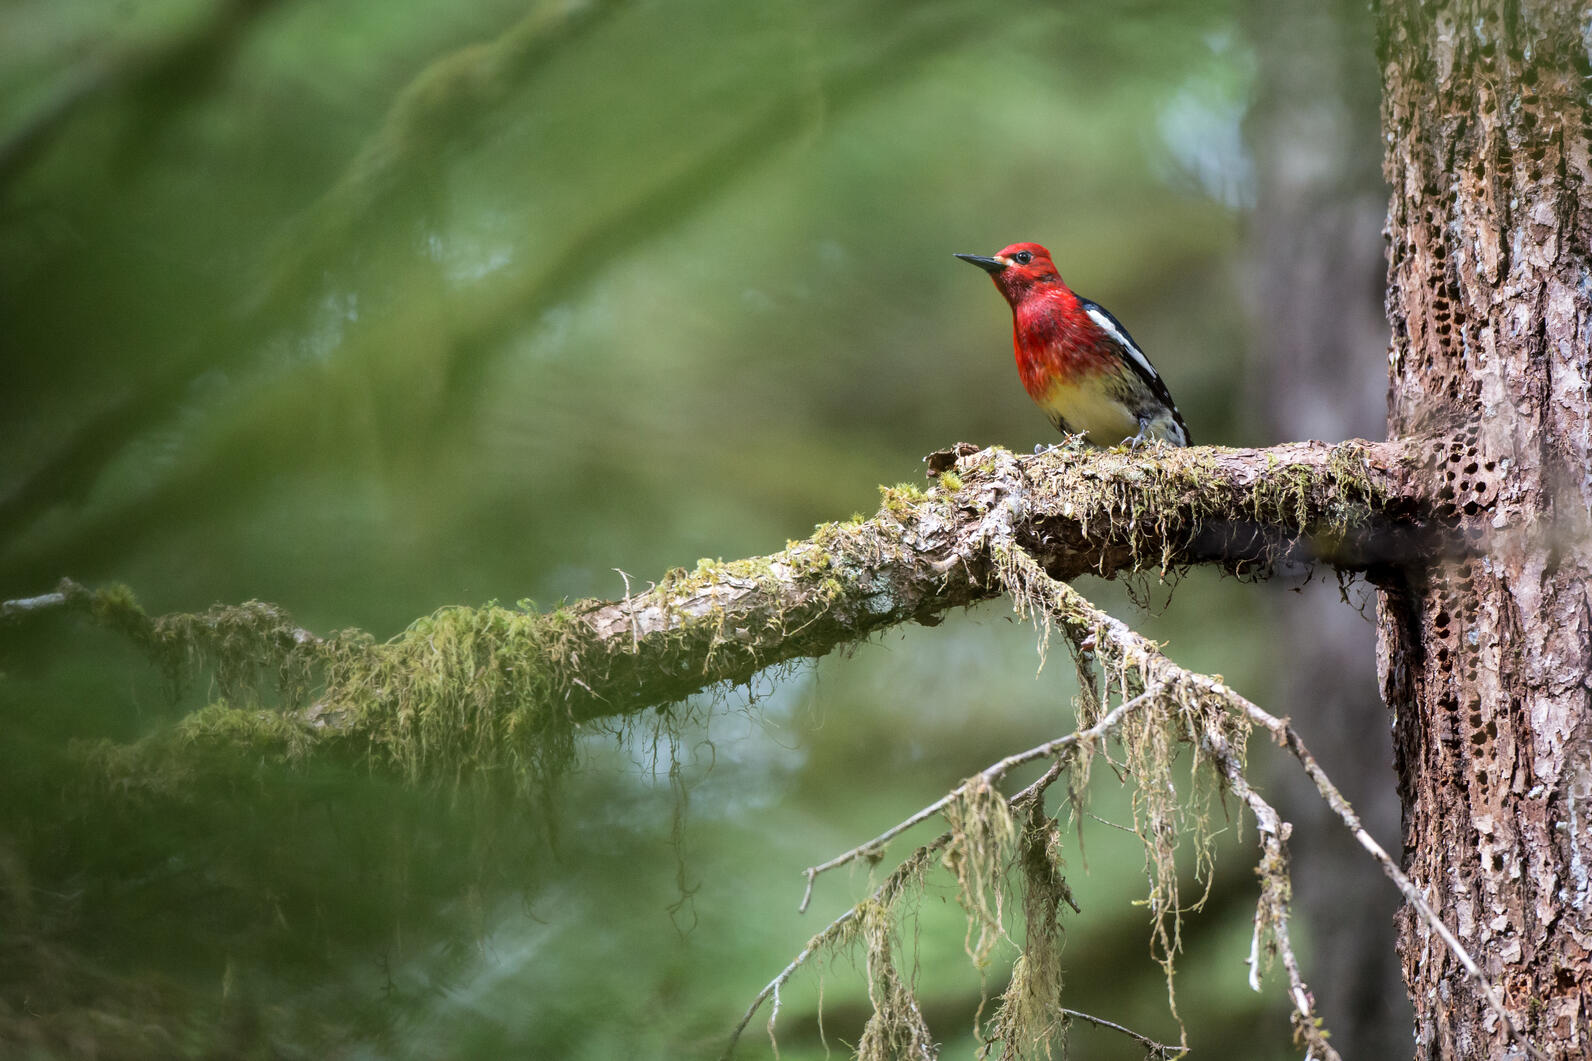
[1035, 377, 1142, 445]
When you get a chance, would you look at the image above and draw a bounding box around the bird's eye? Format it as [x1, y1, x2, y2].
[1012, 251, 1033, 265]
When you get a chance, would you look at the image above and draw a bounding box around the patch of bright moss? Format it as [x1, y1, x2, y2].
[877, 482, 928, 522]
[321, 604, 579, 797]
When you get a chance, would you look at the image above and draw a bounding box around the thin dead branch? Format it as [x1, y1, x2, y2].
[1059, 1006, 1179, 1057]
[725, 743, 1114, 1060]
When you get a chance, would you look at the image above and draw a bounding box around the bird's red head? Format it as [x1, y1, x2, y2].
[953, 242, 1065, 306]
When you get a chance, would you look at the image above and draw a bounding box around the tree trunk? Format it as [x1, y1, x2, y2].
[1377, 1, 1592, 1055]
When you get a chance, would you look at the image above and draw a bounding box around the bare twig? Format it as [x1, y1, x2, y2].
[1061, 1006, 1179, 1057]
[0, 589, 70, 620]
[614, 568, 640, 652]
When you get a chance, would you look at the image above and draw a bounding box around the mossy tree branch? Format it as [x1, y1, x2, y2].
[574, 435, 1440, 722]
[728, 510, 1519, 1060]
[4, 438, 1440, 790]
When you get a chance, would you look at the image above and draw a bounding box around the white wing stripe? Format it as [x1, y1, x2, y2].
[1084, 304, 1158, 380]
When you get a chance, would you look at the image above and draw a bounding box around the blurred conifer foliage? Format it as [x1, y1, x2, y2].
[0, 0, 1373, 1056]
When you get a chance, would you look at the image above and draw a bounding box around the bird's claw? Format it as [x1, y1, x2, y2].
[1109, 434, 1154, 454]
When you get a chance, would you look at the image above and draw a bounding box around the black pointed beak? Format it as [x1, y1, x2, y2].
[954, 253, 1007, 275]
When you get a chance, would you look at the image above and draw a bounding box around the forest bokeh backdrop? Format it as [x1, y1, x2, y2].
[0, 1, 1394, 1057]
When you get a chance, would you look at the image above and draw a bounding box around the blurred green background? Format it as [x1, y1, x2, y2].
[0, 0, 1398, 1057]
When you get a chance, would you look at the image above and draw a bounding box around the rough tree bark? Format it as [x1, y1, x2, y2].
[1377, 1, 1592, 1055]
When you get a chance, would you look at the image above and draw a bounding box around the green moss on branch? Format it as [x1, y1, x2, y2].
[13, 439, 1429, 791]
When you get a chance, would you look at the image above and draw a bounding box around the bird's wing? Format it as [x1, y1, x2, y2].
[1078, 298, 1192, 442]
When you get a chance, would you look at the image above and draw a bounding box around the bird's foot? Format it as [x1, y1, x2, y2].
[1110, 434, 1153, 454]
[1124, 421, 1167, 451]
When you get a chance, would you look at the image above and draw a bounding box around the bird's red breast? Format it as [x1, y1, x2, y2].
[1008, 285, 1121, 401]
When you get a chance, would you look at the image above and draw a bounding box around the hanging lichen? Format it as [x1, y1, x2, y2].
[855, 900, 937, 1061]
[942, 773, 1020, 972]
[979, 805, 1076, 1060]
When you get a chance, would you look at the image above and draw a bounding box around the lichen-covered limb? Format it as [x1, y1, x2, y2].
[2, 439, 1429, 791]
[998, 545, 1541, 1061]
[1204, 724, 1343, 1061]
[723, 846, 939, 1060]
[991, 547, 1340, 1056]
[724, 731, 1150, 1061]
[571, 437, 1421, 723]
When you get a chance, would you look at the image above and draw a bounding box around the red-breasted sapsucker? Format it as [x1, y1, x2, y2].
[956, 241, 1191, 447]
